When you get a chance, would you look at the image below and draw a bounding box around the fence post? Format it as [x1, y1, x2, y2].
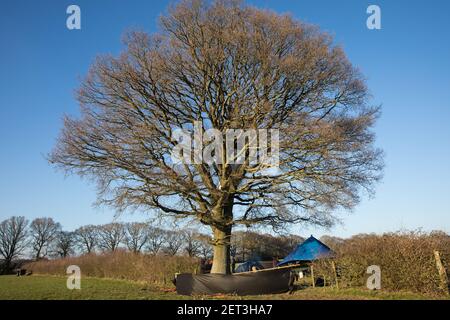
[310, 264, 315, 288]
[434, 250, 449, 295]
[331, 261, 339, 290]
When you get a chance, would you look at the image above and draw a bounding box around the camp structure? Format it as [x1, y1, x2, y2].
[175, 266, 295, 295]
[234, 260, 264, 273]
[175, 235, 332, 295]
[278, 235, 333, 266]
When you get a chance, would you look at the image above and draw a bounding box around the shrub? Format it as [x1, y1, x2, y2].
[314, 231, 450, 295]
[23, 250, 200, 285]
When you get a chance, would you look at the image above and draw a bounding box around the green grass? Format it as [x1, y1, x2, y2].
[0, 275, 447, 300]
[0, 275, 185, 300]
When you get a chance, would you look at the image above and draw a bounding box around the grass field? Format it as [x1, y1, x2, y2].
[1, 275, 448, 300]
[0, 275, 186, 300]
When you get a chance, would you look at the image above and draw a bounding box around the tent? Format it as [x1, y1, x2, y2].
[278, 235, 333, 266]
[176, 267, 295, 295]
[234, 260, 264, 273]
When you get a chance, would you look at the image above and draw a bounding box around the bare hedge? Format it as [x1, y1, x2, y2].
[313, 231, 450, 295]
[23, 250, 199, 285]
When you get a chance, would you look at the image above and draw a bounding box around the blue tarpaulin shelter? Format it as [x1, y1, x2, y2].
[278, 235, 333, 266]
[234, 260, 264, 273]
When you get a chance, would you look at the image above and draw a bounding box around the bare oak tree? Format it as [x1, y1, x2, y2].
[146, 226, 166, 255]
[164, 230, 184, 256]
[197, 233, 213, 260]
[0, 216, 28, 271]
[54, 231, 75, 258]
[30, 217, 61, 260]
[97, 223, 125, 252]
[50, 0, 383, 273]
[124, 222, 149, 253]
[75, 225, 98, 254]
[183, 229, 202, 257]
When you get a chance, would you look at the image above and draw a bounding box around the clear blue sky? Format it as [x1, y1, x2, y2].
[1, 0, 449, 238]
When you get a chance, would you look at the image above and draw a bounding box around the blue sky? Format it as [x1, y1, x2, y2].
[0, 0, 449, 238]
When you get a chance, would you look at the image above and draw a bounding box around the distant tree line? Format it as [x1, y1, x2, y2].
[0, 216, 304, 273]
[0, 216, 212, 272]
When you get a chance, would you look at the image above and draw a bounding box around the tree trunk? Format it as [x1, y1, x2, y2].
[210, 225, 232, 274]
[1, 258, 12, 274]
[35, 247, 42, 260]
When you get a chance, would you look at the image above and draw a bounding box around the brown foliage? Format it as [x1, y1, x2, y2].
[23, 250, 199, 285]
[315, 231, 450, 295]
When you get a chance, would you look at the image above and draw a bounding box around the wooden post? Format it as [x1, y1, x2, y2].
[331, 261, 339, 290]
[434, 250, 449, 295]
[310, 264, 315, 288]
